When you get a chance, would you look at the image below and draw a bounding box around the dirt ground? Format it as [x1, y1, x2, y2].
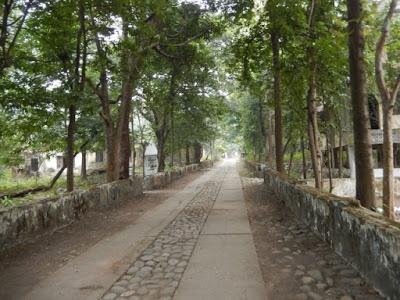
[239, 163, 383, 300]
[0, 171, 203, 300]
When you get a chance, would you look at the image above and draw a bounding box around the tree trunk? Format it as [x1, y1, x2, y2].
[157, 128, 166, 172]
[66, 104, 76, 192]
[170, 99, 175, 167]
[90, 9, 116, 183]
[288, 149, 294, 177]
[0, 2, 12, 76]
[271, 30, 284, 173]
[307, 74, 322, 189]
[307, 0, 322, 189]
[131, 108, 136, 176]
[375, 0, 399, 219]
[383, 108, 394, 218]
[105, 126, 116, 182]
[327, 136, 333, 193]
[116, 96, 131, 179]
[194, 142, 202, 164]
[346, 0, 377, 208]
[90, 11, 139, 182]
[116, 20, 138, 180]
[338, 124, 343, 178]
[65, 0, 86, 192]
[51, 136, 94, 190]
[301, 137, 307, 180]
[258, 96, 266, 160]
[307, 118, 320, 187]
[267, 112, 275, 167]
[81, 149, 87, 180]
[79, 1, 87, 182]
[186, 144, 190, 165]
[113, 53, 140, 181]
[142, 143, 147, 177]
[253, 136, 257, 160]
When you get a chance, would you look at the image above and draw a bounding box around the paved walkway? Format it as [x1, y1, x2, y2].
[101, 160, 266, 300]
[174, 164, 265, 300]
[20, 160, 383, 300]
[26, 160, 266, 300]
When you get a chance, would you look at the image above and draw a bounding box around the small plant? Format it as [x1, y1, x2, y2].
[0, 196, 15, 207]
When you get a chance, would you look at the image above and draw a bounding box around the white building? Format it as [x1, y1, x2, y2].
[25, 150, 106, 175]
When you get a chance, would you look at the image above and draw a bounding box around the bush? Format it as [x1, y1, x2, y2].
[0, 196, 15, 207]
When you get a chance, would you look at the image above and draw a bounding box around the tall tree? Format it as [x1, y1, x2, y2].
[270, 28, 284, 173]
[66, 0, 87, 191]
[346, 0, 377, 208]
[266, 0, 285, 173]
[306, 0, 323, 188]
[88, 1, 151, 181]
[375, 0, 399, 219]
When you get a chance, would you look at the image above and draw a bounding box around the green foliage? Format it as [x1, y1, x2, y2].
[225, 0, 357, 164]
[0, 169, 50, 194]
[0, 196, 15, 207]
[0, 0, 233, 190]
[1, 0, 398, 195]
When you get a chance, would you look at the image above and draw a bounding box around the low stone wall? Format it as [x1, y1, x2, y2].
[263, 168, 400, 300]
[0, 176, 143, 252]
[244, 160, 266, 178]
[200, 160, 214, 169]
[143, 163, 201, 190]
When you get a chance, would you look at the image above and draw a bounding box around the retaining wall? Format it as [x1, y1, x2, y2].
[260, 166, 400, 300]
[0, 176, 143, 251]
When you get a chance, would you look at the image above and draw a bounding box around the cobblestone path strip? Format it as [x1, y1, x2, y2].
[102, 174, 224, 300]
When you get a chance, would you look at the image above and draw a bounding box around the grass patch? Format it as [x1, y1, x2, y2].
[0, 169, 106, 208]
[0, 169, 53, 194]
[0, 196, 15, 207]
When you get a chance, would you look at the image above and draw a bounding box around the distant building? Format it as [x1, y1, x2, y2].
[329, 95, 400, 179]
[24, 150, 106, 176]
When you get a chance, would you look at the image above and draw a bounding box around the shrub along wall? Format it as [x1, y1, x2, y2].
[0, 176, 143, 252]
[259, 166, 400, 300]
